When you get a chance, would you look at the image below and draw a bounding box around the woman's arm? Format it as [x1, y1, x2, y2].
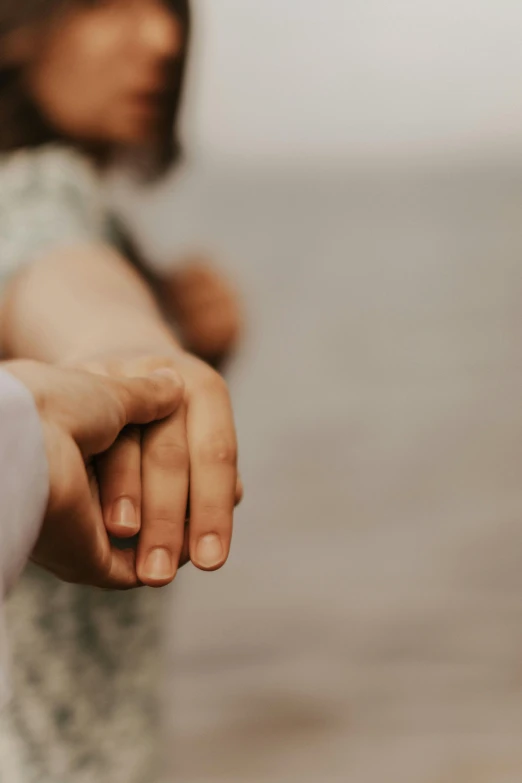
[0, 243, 240, 585]
[0, 243, 178, 362]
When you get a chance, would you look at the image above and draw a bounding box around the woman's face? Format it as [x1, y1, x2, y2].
[27, 0, 182, 145]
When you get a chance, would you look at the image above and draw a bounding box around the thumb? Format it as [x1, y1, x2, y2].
[74, 368, 184, 456]
[112, 368, 184, 426]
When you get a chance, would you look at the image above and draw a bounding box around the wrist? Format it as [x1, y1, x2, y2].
[59, 322, 183, 367]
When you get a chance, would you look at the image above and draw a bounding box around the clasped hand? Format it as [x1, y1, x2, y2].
[5, 353, 241, 590]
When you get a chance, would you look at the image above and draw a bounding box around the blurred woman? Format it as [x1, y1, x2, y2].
[0, 1, 242, 781]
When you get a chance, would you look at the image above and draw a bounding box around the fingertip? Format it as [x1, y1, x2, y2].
[106, 497, 141, 538]
[190, 533, 229, 572]
[137, 547, 178, 587]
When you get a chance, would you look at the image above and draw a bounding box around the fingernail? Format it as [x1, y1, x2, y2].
[143, 548, 173, 581]
[195, 534, 224, 569]
[112, 498, 137, 531]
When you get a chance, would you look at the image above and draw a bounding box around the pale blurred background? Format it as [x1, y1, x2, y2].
[112, 2, 522, 780]
[189, 0, 522, 165]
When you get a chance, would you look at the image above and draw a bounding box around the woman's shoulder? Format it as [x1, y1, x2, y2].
[0, 145, 109, 276]
[0, 144, 101, 203]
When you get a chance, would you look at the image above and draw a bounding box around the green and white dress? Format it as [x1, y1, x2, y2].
[0, 146, 167, 783]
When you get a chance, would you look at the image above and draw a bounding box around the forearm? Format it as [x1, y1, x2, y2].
[1, 243, 180, 362]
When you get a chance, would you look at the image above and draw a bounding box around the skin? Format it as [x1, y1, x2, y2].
[25, 0, 243, 363]
[161, 257, 243, 365]
[28, 0, 182, 146]
[1, 0, 243, 587]
[3, 360, 184, 588]
[2, 246, 241, 587]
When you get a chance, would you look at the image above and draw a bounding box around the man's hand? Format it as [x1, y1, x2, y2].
[3, 360, 183, 589]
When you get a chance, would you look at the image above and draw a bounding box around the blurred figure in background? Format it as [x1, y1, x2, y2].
[0, 0, 241, 364]
[0, 0, 242, 781]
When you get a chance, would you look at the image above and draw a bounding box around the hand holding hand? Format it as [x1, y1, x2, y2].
[72, 350, 242, 587]
[4, 360, 183, 589]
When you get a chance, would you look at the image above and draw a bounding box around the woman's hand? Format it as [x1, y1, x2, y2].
[74, 350, 242, 588]
[1, 243, 242, 587]
[160, 259, 243, 366]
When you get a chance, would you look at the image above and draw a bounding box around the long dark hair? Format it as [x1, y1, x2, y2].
[0, 0, 190, 177]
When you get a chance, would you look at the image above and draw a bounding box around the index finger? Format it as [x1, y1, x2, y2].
[77, 369, 184, 456]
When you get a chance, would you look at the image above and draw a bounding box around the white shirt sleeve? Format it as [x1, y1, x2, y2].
[0, 369, 49, 704]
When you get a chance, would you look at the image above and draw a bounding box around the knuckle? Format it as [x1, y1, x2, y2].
[147, 507, 179, 527]
[146, 438, 189, 471]
[198, 437, 237, 468]
[134, 355, 178, 375]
